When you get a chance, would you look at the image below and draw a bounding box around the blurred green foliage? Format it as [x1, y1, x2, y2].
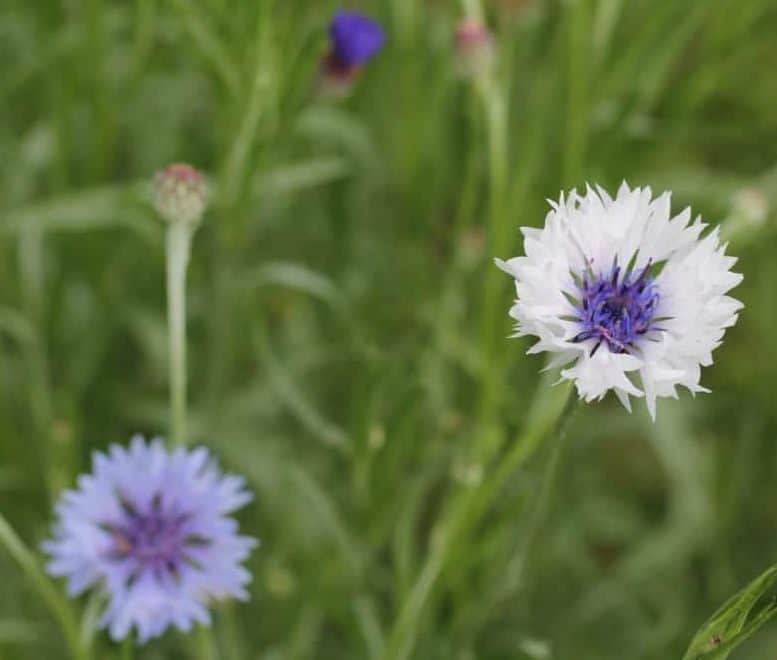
[1, 0, 777, 658]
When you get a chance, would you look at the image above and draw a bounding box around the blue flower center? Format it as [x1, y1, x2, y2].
[572, 261, 662, 354]
[107, 494, 205, 574]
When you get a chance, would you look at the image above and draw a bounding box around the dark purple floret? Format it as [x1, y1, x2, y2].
[329, 11, 385, 68]
[571, 259, 662, 355]
[105, 493, 199, 579]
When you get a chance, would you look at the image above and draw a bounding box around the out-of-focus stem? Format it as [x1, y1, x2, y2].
[168, 0, 240, 97]
[18, 223, 55, 501]
[563, 0, 591, 187]
[382, 387, 577, 660]
[474, 73, 511, 463]
[120, 638, 133, 660]
[460, 0, 484, 20]
[0, 513, 89, 660]
[187, 625, 218, 660]
[166, 222, 194, 447]
[133, 0, 156, 68]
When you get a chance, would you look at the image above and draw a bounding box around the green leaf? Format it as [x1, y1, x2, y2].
[244, 261, 344, 307]
[0, 306, 35, 346]
[0, 513, 89, 660]
[253, 157, 351, 197]
[294, 107, 381, 175]
[353, 595, 385, 659]
[256, 328, 348, 450]
[0, 619, 41, 644]
[683, 564, 777, 659]
[288, 465, 364, 577]
[1, 183, 158, 238]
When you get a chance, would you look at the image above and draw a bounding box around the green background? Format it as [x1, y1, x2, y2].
[1, 0, 777, 658]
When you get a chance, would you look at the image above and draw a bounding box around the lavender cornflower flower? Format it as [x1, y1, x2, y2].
[44, 436, 257, 643]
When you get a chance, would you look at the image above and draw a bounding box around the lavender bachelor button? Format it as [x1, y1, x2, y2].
[44, 436, 257, 643]
[329, 11, 385, 68]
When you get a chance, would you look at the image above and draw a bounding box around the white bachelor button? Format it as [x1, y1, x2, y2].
[496, 183, 744, 419]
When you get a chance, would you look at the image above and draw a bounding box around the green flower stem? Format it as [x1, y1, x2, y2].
[18, 223, 56, 501]
[467, 386, 578, 534]
[464, 0, 509, 396]
[168, 0, 240, 97]
[475, 74, 513, 464]
[563, 0, 591, 188]
[455, 0, 517, 463]
[166, 221, 195, 447]
[120, 638, 133, 660]
[186, 625, 218, 660]
[460, 0, 484, 20]
[0, 513, 90, 660]
[167, 225, 220, 660]
[132, 0, 156, 69]
[497, 390, 579, 586]
[382, 386, 578, 660]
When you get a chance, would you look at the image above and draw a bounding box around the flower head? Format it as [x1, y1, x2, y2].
[454, 18, 495, 78]
[153, 163, 208, 226]
[496, 183, 743, 419]
[44, 436, 257, 643]
[329, 11, 385, 68]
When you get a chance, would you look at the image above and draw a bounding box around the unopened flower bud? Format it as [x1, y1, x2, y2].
[722, 186, 770, 243]
[455, 18, 495, 79]
[153, 163, 208, 226]
[318, 12, 385, 99]
[732, 186, 769, 228]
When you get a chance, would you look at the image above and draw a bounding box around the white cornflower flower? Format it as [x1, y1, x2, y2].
[496, 183, 743, 419]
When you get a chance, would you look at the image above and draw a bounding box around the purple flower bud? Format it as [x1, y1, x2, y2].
[329, 11, 385, 69]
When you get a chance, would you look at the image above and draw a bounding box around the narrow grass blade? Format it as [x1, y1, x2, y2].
[0, 514, 88, 660]
[683, 564, 777, 660]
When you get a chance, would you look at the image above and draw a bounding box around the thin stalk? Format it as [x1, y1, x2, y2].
[476, 387, 577, 522]
[0, 513, 89, 660]
[18, 223, 55, 501]
[391, 0, 418, 47]
[168, 0, 240, 97]
[186, 625, 218, 660]
[84, 0, 114, 181]
[382, 388, 578, 660]
[166, 222, 194, 447]
[206, 1, 274, 407]
[563, 0, 591, 187]
[384, 66, 518, 660]
[219, 603, 247, 660]
[474, 75, 512, 462]
[167, 225, 218, 659]
[500, 391, 579, 585]
[133, 0, 156, 70]
[466, 0, 511, 386]
[460, 0, 484, 20]
[120, 638, 133, 660]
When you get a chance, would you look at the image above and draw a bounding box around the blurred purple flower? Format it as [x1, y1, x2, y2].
[329, 11, 385, 68]
[44, 436, 257, 643]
